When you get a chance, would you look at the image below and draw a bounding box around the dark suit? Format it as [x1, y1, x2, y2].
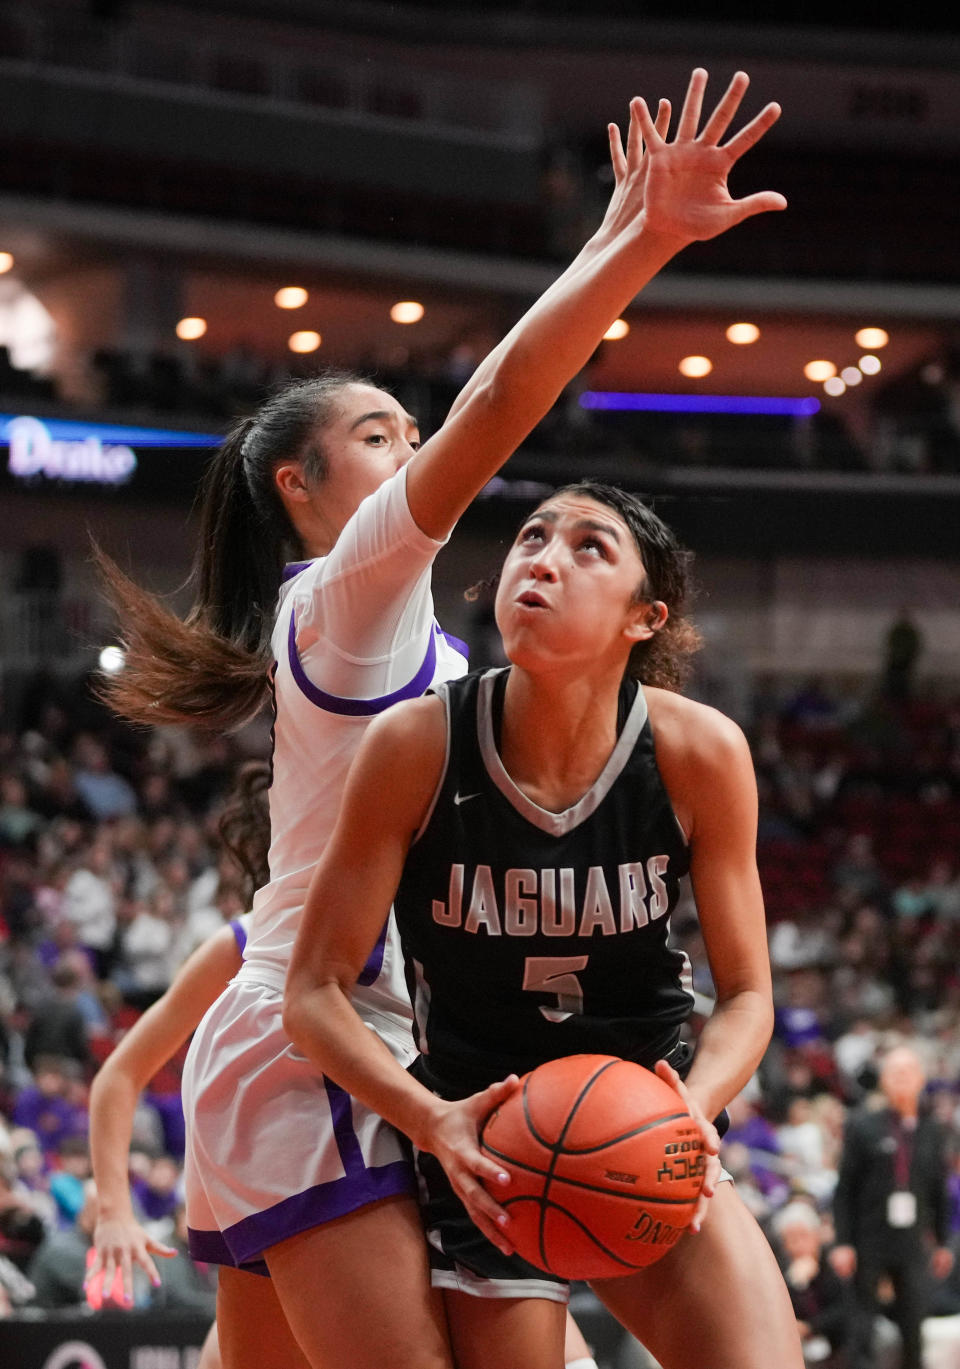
[832, 1104, 951, 1369]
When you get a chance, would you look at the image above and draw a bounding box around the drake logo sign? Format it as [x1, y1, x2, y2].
[7, 415, 137, 484]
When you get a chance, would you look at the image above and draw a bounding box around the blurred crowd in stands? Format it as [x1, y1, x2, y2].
[1, 654, 960, 1361]
[4, 335, 960, 475]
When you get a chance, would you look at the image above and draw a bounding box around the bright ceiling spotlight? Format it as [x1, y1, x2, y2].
[859, 355, 882, 375]
[275, 287, 308, 309]
[840, 366, 863, 386]
[0, 252, 14, 274]
[98, 645, 126, 674]
[678, 355, 712, 378]
[804, 360, 837, 382]
[176, 317, 207, 340]
[175, 314, 206, 339]
[855, 327, 889, 349]
[288, 330, 322, 353]
[823, 377, 846, 397]
[603, 318, 630, 341]
[726, 322, 760, 345]
[390, 301, 425, 324]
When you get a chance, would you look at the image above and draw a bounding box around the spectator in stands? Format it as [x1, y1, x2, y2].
[774, 1200, 847, 1366]
[71, 735, 137, 821]
[0, 774, 43, 849]
[882, 610, 924, 703]
[27, 1177, 99, 1309]
[48, 1136, 92, 1228]
[0, 1153, 46, 1274]
[62, 839, 119, 975]
[830, 1044, 954, 1369]
[11, 1057, 88, 1159]
[22, 960, 93, 1073]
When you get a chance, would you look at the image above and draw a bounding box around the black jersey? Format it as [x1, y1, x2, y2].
[394, 667, 694, 1098]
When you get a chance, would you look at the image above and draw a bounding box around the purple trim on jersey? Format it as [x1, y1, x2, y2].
[281, 560, 313, 584]
[187, 1160, 414, 1270]
[357, 917, 389, 986]
[436, 623, 469, 660]
[286, 611, 437, 715]
[229, 918, 247, 957]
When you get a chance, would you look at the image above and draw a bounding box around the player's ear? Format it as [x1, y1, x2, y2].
[274, 461, 310, 503]
[625, 600, 668, 644]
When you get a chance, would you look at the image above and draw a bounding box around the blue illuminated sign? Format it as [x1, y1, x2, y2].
[1, 414, 220, 486]
[579, 392, 821, 417]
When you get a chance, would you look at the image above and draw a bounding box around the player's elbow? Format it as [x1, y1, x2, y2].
[281, 969, 336, 1057]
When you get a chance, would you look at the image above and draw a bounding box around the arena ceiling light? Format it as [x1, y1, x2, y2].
[390, 301, 425, 324]
[840, 366, 863, 387]
[823, 377, 846, 397]
[0, 252, 13, 274]
[176, 317, 207, 340]
[275, 287, 308, 309]
[289, 330, 321, 353]
[603, 318, 630, 341]
[804, 360, 836, 382]
[859, 355, 882, 375]
[726, 323, 760, 345]
[855, 327, 889, 349]
[98, 645, 126, 674]
[678, 355, 712, 378]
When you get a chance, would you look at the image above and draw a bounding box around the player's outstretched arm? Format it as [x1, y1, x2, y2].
[87, 924, 243, 1305]
[284, 700, 519, 1255]
[405, 68, 785, 542]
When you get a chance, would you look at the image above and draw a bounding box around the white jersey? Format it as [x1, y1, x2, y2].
[238, 464, 468, 1028]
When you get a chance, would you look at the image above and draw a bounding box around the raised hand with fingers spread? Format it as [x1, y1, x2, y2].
[628, 68, 786, 244]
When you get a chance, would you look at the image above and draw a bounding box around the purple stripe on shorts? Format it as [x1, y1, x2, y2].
[229, 917, 248, 957]
[287, 613, 437, 715]
[188, 1226, 270, 1276]
[356, 917, 388, 986]
[188, 1159, 415, 1269]
[322, 1075, 367, 1177]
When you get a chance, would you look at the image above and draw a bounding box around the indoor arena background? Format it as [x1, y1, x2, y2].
[1, 2, 959, 1366]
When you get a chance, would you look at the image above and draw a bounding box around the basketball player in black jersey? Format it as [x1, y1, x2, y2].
[285, 483, 804, 1369]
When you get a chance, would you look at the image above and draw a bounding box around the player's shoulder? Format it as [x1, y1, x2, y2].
[364, 691, 447, 755]
[644, 686, 750, 773]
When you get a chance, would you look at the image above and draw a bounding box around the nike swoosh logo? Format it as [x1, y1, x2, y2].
[453, 792, 481, 805]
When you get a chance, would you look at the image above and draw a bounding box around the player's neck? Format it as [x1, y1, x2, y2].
[498, 667, 623, 812]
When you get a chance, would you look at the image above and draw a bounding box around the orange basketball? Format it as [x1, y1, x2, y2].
[479, 1054, 705, 1280]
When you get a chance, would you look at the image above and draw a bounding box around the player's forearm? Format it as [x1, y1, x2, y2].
[443, 224, 615, 426]
[89, 1068, 140, 1220]
[466, 220, 677, 436]
[680, 988, 773, 1122]
[282, 980, 443, 1150]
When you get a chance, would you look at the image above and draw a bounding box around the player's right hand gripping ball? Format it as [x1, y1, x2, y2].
[479, 1054, 705, 1280]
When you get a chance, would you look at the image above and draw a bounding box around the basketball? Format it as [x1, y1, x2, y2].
[479, 1054, 705, 1280]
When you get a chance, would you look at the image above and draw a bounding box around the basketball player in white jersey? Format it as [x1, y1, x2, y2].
[99, 72, 786, 1369]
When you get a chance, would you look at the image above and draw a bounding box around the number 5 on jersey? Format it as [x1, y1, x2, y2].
[524, 955, 589, 1022]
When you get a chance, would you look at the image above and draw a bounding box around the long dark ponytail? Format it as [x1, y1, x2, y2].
[95, 372, 370, 731]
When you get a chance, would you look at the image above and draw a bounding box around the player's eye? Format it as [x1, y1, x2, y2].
[519, 523, 545, 544]
[579, 536, 607, 557]
[364, 432, 389, 446]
